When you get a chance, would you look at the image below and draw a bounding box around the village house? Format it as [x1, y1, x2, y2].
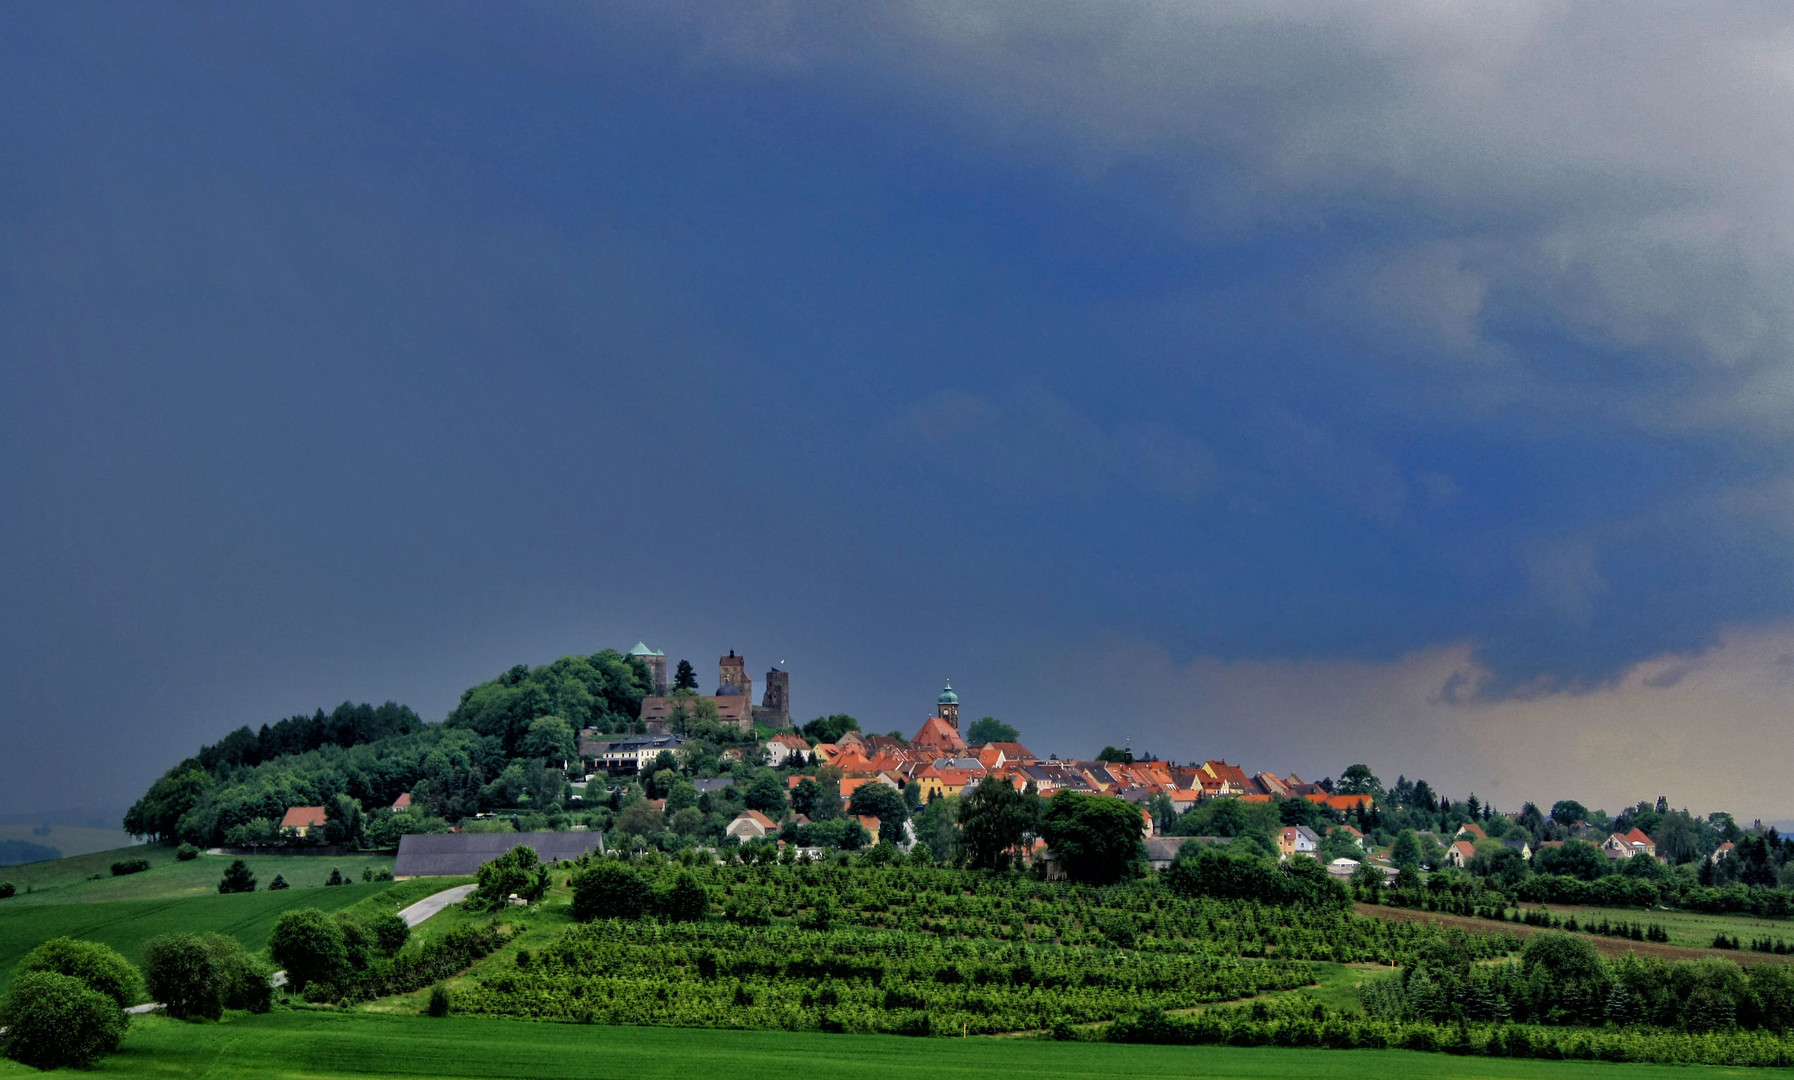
[1602, 828, 1658, 861]
[595, 733, 688, 775]
[762, 732, 811, 767]
[726, 809, 777, 841]
[1445, 839, 1477, 868]
[1277, 824, 1322, 860]
[280, 805, 326, 838]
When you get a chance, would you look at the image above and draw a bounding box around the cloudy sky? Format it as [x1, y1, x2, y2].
[5, 2, 1794, 821]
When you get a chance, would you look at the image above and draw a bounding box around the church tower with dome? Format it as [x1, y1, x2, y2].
[937, 679, 960, 732]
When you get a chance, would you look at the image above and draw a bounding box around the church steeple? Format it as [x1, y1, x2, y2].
[937, 678, 960, 732]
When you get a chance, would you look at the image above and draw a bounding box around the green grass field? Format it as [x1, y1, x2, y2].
[2, 1010, 1785, 1080]
[0, 846, 395, 905]
[1516, 903, 1794, 949]
[0, 885, 407, 997]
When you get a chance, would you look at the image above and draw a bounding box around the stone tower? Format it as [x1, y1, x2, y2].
[937, 678, 960, 732]
[762, 667, 789, 714]
[628, 641, 668, 696]
[718, 650, 752, 702]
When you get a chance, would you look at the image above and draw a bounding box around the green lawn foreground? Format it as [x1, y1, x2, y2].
[0, 845, 395, 904]
[0, 879, 457, 997]
[5, 1011, 1788, 1080]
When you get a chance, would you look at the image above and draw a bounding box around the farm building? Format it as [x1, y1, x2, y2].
[394, 831, 605, 878]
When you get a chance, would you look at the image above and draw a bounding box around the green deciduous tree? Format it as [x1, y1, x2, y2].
[15, 938, 139, 1008]
[1040, 790, 1147, 885]
[571, 861, 652, 921]
[0, 971, 127, 1070]
[964, 717, 1019, 745]
[800, 714, 861, 744]
[956, 777, 1038, 869]
[269, 909, 349, 996]
[468, 845, 550, 910]
[745, 773, 788, 817]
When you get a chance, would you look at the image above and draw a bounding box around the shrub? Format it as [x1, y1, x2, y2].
[268, 909, 349, 995]
[111, 857, 152, 876]
[176, 842, 201, 861]
[217, 859, 256, 894]
[469, 846, 550, 911]
[659, 871, 710, 922]
[268, 873, 289, 890]
[427, 984, 452, 1017]
[141, 933, 272, 1020]
[0, 882, 14, 900]
[0, 971, 127, 1069]
[326, 868, 346, 886]
[16, 937, 141, 1007]
[570, 861, 652, 921]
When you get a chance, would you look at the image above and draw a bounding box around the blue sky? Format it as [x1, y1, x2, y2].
[6, 3, 1794, 819]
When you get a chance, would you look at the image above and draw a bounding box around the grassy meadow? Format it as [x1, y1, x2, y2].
[0, 846, 395, 904]
[1515, 903, 1794, 950]
[5, 1011, 1790, 1080]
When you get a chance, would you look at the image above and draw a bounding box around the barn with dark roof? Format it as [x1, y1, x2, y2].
[394, 831, 605, 878]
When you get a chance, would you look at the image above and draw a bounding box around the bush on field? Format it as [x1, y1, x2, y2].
[0, 882, 14, 900]
[269, 909, 350, 995]
[176, 842, 201, 861]
[1162, 846, 1350, 909]
[271, 906, 501, 1003]
[468, 846, 550, 911]
[16, 937, 141, 1007]
[658, 870, 710, 922]
[427, 983, 452, 1016]
[571, 860, 652, 921]
[217, 859, 256, 894]
[0, 971, 128, 1070]
[142, 932, 273, 1020]
[110, 857, 152, 876]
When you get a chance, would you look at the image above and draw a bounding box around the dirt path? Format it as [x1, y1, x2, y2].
[1354, 903, 1794, 965]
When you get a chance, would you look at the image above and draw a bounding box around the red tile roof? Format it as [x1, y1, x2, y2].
[280, 806, 326, 830]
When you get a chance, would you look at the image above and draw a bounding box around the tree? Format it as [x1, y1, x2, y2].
[674, 659, 698, 691]
[1551, 800, 1589, 826]
[1319, 827, 1362, 864]
[217, 859, 256, 894]
[15, 938, 139, 1009]
[1040, 790, 1146, 885]
[1336, 764, 1382, 797]
[269, 909, 349, 995]
[324, 794, 363, 847]
[614, 798, 665, 841]
[965, 717, 1019, 745]
[571, 861, 652, 921]
[957, 779, 1038, 869]
[141, 933, 270, 1020]
[0, 971, 127, 1070]
[1533, 838, 1608, 882]
[744, 773, 788, 817]
[1095, 746, 1134, 764]
[847, 782, 907, 833]
[468, 845, 550, 910]
[658, 871, 709, 922]
[1391, 829, 1421, 870]
[521, 716, 576, 762]
[800, 714, 861, 744]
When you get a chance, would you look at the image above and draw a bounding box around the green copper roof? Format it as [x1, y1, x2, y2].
[628, 641, 664, 657]
[937, 679, 958, 705]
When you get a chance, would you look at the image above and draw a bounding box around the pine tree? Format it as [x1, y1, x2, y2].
[674, 659, 698, 691]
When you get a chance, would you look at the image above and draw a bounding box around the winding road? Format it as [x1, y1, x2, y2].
[120, 882, 475, 1016]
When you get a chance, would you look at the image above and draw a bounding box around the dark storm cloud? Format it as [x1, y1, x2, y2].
[4, 2, 1794, 817]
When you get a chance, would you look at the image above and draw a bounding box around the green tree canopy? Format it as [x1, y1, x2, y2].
[800, 714, 861, 744]
[0, 971, 127, 1070]
[1040, 790, 1146, 885]
[521, 716, 577, 761]
[673, 659, 698, 691]
[745, 773, 788, 817]
[1336, 764, 1381, 796]
[571, 861, 652, 921]
[964, 717, 1019, 745]
[1533, 838, 1608, 882]
[15, 938, 139, 1009]
[956, 777, 1038, 870]
[1095, 746, 1134, 764]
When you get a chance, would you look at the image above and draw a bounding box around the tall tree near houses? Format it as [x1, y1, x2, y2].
[673, 659, 698, 691]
